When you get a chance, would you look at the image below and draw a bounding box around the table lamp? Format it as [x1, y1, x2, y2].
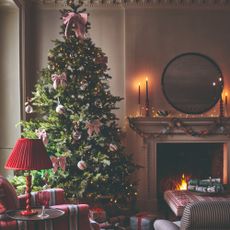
[5, 138, 52, 216]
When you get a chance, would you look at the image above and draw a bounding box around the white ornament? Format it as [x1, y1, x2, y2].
[109, 143, 118, 152]
[56, 104, 65, 114]
[77, 160, 87, 170]
[25, 104, 33, 114]
[72, 130, 82, 141]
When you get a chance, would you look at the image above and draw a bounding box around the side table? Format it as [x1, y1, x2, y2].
[6, 208, 65, 230]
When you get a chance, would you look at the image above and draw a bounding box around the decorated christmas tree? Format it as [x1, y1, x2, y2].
[21, 1, 137, 209]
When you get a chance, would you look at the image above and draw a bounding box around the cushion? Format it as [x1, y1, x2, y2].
[0, 176, 19, 213]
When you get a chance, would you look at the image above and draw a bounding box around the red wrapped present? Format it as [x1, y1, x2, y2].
[130, 212, 157, 230]
[90, 207, 107, 223]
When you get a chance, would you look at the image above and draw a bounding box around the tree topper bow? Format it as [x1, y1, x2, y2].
[63, 12, 88, 39]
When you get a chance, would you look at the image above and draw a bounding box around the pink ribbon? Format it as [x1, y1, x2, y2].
[51, 73, 67, 90]
[136, 212, 153, 230]
[36, 129, 48, 145]
[50, 156, 67, 173]
[63, 12, 88, 39]
[86, 120, 101, 136]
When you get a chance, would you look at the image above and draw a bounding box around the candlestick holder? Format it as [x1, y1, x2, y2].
[145, 100, 150, 117]
[219, 96, 224, 119]
[225, 103, 228, 117]
[138, 104, 142, 117]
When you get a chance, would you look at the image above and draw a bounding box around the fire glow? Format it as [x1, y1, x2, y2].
[176, 174, 188, 191]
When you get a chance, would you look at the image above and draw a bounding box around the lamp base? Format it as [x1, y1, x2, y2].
[20, 209, 38, 216]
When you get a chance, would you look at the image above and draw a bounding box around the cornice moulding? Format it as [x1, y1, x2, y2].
[30, 0, 230, 9]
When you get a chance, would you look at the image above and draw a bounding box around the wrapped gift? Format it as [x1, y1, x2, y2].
[90, 207, 107, 223]
[130, 212, 157, 230]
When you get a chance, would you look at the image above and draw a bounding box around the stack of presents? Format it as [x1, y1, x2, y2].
[89, 206, 157, 230]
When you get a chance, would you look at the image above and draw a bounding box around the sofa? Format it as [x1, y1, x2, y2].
[154, 200, 230, 230]
[0, 175, 99, 230]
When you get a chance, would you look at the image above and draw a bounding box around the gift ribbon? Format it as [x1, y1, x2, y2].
[86, 120, 101, 136]
[50, 156, 67, 173]
[136, 212, 153, 230]
[36, 129, 48, 145]
[51, 72, 67, 89]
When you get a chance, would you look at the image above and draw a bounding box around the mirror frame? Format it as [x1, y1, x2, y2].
[161, 52, 224, 114]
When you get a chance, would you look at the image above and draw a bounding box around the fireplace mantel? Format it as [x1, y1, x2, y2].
[128, 116, 230, 211]
[128, 117, 230, 139]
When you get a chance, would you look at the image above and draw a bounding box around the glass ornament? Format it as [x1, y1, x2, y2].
[80, 80, 88, 90]
[95, 99, 102, 108]
[72, 130, 82, 141]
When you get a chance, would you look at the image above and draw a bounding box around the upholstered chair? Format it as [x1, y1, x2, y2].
[154, 201, 230, 230]
[0, 175, 99, 230]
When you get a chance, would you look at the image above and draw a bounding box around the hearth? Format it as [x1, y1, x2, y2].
[156, 143, 223, 210]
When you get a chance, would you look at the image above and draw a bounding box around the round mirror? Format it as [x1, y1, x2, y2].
[162, 53, 223, 114]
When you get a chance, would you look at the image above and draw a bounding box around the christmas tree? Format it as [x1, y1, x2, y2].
[21, 1, 137, 208]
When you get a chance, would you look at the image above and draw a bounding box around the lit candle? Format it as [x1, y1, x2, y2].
[138, 82, 141, 105]
[225, 92, 228, 106]
[146, 77, 149, 102]
[145, 77, 149, 117]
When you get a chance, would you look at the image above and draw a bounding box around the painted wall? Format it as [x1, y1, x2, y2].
[30, 6, 125, 125]
[125, 7, 230, 209]
[29, 4, 230, 209]
[0, 4, 21, 177]
[126, 8, 230, 117]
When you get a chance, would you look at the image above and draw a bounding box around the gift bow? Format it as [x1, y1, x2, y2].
[136, 212, 154, 230]
[63, 12, 87, 39]
[50, 156, 67, 173]
[51, 73, 67, 90]
[86, 120, 101, 136]
[36, 129, 48, 145]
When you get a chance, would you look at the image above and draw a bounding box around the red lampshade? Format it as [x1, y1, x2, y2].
[5, 138, 52, 170]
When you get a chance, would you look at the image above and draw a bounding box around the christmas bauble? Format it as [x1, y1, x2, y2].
[109, 143, 118, 152]
[72, 130, 82, 141]
[77, 160, 87, 170]
[25, 104, 33, 114]
[80, 80, 88, 90]
[95, 99, 102, 108]
[56, 104, 65, 114]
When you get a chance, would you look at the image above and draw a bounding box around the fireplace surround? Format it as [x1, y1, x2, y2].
[128, 117, 230, 211]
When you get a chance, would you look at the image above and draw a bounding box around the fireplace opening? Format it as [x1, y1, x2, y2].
[157, 143, 223, 199]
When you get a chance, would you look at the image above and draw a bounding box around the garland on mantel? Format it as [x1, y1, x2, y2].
[128, 117, 230, 139]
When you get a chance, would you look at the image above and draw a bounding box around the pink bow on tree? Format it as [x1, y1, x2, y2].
[51, 73, 67, 90]
[86, 120, 101, 136]
[36, 129, 48, 145]
[63, 12, 88, 39]
[50, 156, 67, 173]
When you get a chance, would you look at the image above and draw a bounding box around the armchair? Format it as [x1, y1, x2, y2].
[154, 201, 230, 230]
[0, 175, 99, 230]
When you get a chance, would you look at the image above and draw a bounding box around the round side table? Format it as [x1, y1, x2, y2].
[7, 208, 65, 230]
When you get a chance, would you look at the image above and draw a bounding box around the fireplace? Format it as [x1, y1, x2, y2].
[157, 143, 223, 208]
[128, 117, 230, 211]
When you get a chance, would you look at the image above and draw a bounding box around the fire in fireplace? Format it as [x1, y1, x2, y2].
[157, 143, 223, 196]
[175, 174, 189, 191]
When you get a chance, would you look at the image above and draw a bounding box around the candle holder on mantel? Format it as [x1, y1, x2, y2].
[145, 99, 150, 117]
[219, 96, 224, 119]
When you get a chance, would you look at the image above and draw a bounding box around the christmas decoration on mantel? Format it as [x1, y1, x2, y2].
[128, 117, 230, 139]
[16, 0, 138, 209]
